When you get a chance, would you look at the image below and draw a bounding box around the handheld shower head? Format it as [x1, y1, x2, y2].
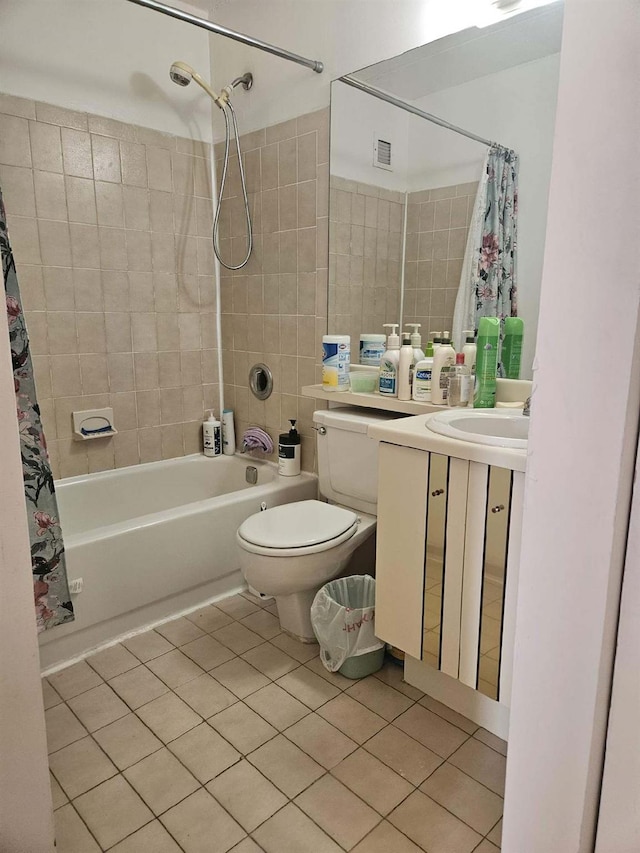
[169, 61, 194, 87]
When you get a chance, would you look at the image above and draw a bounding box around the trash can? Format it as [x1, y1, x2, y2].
[310, 575, 385, 678]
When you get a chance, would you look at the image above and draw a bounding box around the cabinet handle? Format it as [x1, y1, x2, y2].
[431, 488, 445, 497]
[491, 504, 505, 514]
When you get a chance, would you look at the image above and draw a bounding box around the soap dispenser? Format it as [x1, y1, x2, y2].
[379, 324, 400, 397]
[278, 419, 301, 476]
[407, 323, 425, 362]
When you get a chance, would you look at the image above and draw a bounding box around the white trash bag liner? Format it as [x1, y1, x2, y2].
[311, 575, 384, 672]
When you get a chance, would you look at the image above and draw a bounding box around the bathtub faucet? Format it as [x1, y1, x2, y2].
[241, 427, 274, 456]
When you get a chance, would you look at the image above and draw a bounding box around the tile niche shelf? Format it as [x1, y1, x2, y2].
[301, 385, 443, 415]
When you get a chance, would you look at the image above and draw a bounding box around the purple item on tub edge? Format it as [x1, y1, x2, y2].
[242, 427, 274, 455]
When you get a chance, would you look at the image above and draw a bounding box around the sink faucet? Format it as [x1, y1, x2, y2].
[523, 396, 531, 417]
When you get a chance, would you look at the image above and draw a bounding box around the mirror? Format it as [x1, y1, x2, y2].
[328, 2, 564, 379]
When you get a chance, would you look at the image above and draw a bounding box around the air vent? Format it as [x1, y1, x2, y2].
[373, 136, 392, 171]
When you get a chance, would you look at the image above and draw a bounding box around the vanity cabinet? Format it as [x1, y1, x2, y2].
[375, 441, 525, 706]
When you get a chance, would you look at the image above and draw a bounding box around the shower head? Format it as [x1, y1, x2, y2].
[169, 61, 193, 87]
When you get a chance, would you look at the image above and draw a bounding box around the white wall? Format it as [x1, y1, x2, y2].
[503, 1, 640, 850]
[0, 0, 213, 140]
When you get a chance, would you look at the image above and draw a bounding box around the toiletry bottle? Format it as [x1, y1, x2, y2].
[378, 324, 400, 397]
[431, 332, 456, 405]
[359, 333, 386, 366]
[413, 342, 434, 402]
[447, 354, 472, 407]
[431, 332, 442, 352]
[278, 420, 301, 476]
[398, 332, 414, 402]
[407, 323, 425, 363]
[502, 317, 524, 379]
[474, 317, 500, 408]
[322, 335, 351, 392]
[222, 409, 236, 455]
[462, 331, 477, 372]
[203, 411, 222, 457]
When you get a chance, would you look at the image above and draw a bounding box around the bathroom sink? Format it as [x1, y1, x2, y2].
[427, 409, 529, 449]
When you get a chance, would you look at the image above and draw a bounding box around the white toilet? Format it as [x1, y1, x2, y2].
[236, 408, 397, 641]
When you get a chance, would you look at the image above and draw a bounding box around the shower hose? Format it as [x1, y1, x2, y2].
[214, 101, 253, 270]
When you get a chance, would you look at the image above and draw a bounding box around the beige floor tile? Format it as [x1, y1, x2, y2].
[247, 734, 325, 798]
[147, 649, 204, 688]
[241, 642, 299, 679]
[48, 661, 103, 700]
[420, 763, 503, 835]
[487, 817, 502, 846]
[181, 634, 236, 670]
[389, 790, 482, 853]
[186, 604, 234, 633]
[448, 738, 507, 797]
[175, 672, 237, 717]
[270, 632, 319, 663]
[212, 622, 265, 654]
[109, 665, 169, 709]
[136, 691, 201, 743]
[169, 722, 240, 783]
[124, 747, 200, 815]
[42, 678, 63, 710]
[474, 727, 508, 757]
[155, 616, 207, 646]
[317, 694, 386, 744]
[373, 664, 424, 700]
[244, 683, 309, 730]
[93, 713, 162, 770]
[74, 775, 154, 850]
[229, 839, 265, 853]
[346, 676, 414, 721]
[305, 656, 353, 690]
[49, 736, 117, 799]
[160, 788, 246, 853]
[207, 759, 287, 832]
[285, 713, 357, 769]
[67, 683, 129, 732]
[110, 819, 182, 852]
[123, 630, 174, 662]
[87, 643, 139, 680]
[216, 593, 260, 619]
[351, 820, 423, 852]
[45, 704, 88, 754]
[209, 702, 277, 754]
[474, 840, 500, 853]
[50, 772, 68, 809]
[53, 804, 101, 853]
[210, 658, 270, 698]
[419, 694, 479, 735]
[253, 802, 342, 853]
[295, 774, 381, 850]
[394, 704, 470, 759]
[276, 667, 341, 709]
[240, 610, 281, 639]
[332, 748, 414, 815]
[364, 725, 443, 785]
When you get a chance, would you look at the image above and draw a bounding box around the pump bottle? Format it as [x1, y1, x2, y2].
[431, 331, 456, 405]
[378, 324, 401, 396]
[278, 420, 301, 476]
[398, 332, 414, 401]
[203, 411, 222, 457]
[406, 323, 425, 363]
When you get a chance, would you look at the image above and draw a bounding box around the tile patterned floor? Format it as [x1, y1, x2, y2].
[44, 592, 506, 852]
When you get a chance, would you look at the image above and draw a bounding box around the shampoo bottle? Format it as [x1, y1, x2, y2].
[431, 332, 456, 405]
[222, 409, 236, 455]
[203, 411, 222, 457]
[278, 420, 301, 476]
[502, 317, 524, 379]
[413, 342, 434, 402]
[462, 331, 477, 372]
[398, 332, 414, 402]
[474, 317, 500, 408]
[407, 323, 425, 362]
[378, 324, 400, 397]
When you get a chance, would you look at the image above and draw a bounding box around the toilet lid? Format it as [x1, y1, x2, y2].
[238, 500, 358, 549]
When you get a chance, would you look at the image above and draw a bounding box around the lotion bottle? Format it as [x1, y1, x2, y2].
[413, 342, 434, 402]
[398, 333, 414, 401]
[203, 411, 222, 457]
[222, 409, 236, 455]
[407, 323, 425, 362]
[431, 331, 456, 405]
[378, 324, 400, 397]
[462, 331, 477, 372]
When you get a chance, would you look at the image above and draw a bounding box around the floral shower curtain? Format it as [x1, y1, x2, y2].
[1, 187, 74, 632]
[452, 146, 519, 358]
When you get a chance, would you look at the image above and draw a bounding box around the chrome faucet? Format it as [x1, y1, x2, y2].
[523, 396, 531, 417]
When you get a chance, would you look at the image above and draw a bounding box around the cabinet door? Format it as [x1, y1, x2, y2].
[375, 443, 429, 658]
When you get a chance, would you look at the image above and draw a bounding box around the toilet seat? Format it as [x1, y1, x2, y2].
[237, 500, 359, 557]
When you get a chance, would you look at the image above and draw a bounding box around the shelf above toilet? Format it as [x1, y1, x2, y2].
[301, 384, 442, 416]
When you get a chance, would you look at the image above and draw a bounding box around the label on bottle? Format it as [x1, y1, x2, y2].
[322, 341, 351, 391]
[359, 340, 385, 366]
[439, 364, 453, 400]
[379, 359, 397, 395]
[203, 424, 221, 456]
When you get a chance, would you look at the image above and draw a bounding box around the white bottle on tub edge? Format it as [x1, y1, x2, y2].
[203, 411, 222, 457]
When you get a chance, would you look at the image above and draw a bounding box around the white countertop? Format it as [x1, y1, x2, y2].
[368, 412, 528, 472]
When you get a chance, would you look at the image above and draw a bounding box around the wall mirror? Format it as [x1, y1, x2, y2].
[328, 1, 564, 378]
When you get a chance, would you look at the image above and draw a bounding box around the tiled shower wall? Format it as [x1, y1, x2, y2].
[0, 92, 218, 479]
[215, 109, 330, 472]
[404, 182, 478, 338]
[328, 175, 404, 343]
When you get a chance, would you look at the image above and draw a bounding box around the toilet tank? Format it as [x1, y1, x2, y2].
[314, 408, 402, 514]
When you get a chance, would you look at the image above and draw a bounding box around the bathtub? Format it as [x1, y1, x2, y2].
[39, 454, 317, 670]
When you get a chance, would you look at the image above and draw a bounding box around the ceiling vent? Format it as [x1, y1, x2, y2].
[373, 136, 392, 171]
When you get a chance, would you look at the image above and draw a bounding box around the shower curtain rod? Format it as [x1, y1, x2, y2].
[339, 75, 508, 151]
[126, 0, 324, 74]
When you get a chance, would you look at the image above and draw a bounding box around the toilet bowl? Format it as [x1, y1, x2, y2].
[235, 408, 399, 642]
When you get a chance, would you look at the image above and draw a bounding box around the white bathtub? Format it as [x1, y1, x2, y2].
[39, 454, 317, 670]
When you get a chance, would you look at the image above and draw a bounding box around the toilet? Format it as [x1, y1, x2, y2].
[236, 407, 398, 641]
